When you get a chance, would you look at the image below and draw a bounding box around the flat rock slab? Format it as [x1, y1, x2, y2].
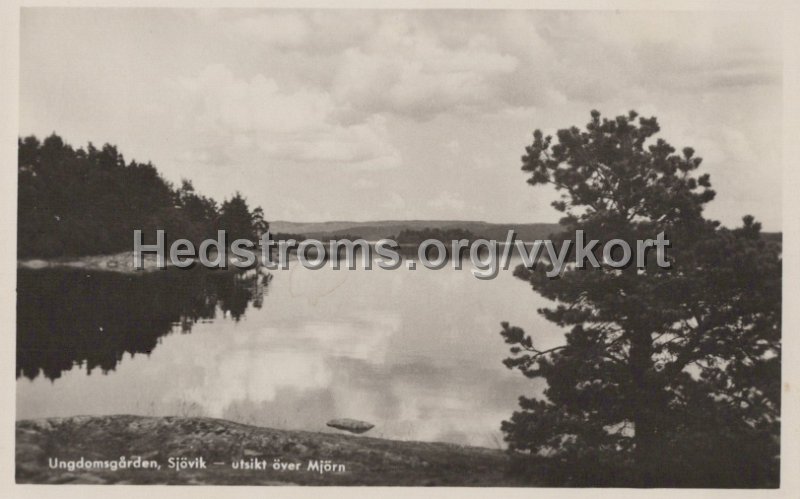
[15, 415, 517, 486]
[326, 418, 375, 434]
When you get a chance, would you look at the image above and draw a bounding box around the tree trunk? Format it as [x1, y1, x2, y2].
[630, 329, 658, 486]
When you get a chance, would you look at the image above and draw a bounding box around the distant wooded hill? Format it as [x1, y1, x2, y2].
[272, 220, 781, 245]
[270, 220, 564, 242]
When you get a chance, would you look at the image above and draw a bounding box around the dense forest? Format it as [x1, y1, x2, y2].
[18, 134, 268, 258]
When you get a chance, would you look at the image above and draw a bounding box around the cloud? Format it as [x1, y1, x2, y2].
[191, 10, 780, 126]
[177, 64, 401, 170]
[536, 11, 781, 100]
[19, 9, 781, 227]
[331, 14, 518, 120]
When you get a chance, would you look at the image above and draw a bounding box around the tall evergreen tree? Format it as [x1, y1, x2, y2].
[500, 111, 781, 487]
[218, 192, 268, 243]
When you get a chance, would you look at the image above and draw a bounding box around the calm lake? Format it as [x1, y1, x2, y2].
[16, 258, 562, 447]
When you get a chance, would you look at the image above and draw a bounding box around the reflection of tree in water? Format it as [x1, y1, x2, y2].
[16, 267, 270, 381]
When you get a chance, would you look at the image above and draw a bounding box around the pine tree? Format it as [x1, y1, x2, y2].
[500, 111, 781, 487]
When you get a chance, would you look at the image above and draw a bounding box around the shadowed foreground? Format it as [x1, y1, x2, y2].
[16, 415, 521, 486]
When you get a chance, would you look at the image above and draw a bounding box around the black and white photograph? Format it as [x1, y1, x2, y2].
[2, 1, 798, 495]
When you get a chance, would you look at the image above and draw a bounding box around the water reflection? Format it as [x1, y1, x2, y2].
[16, 260, 555, 446]
[16, 267, 268, 381]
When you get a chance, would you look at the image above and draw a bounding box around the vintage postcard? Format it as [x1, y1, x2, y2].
[1, 1, 798, 497]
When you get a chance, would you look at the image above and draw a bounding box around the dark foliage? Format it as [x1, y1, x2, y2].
[500, 111, 781, 487]
[18, 134, 267, 258]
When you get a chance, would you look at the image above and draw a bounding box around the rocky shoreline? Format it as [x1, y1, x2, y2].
[16, 415, 521, 486]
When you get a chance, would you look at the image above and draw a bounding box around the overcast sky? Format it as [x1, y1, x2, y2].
[20, 8, 782, 229]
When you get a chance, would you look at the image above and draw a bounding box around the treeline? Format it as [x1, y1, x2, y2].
[394, 228, 479, 245]
[18, 134, 268, 258]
